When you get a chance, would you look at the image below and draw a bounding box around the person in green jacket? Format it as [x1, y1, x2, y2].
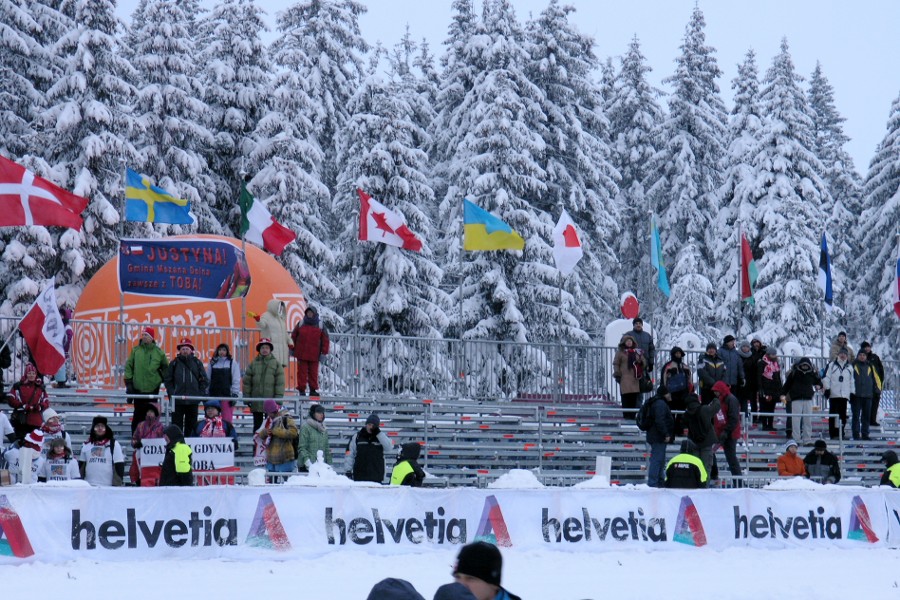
[124, 327, 169, 435]
[243, 338, 285, 432]
[299, 403, 331, 471]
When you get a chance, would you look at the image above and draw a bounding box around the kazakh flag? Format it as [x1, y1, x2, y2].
[650, 214, 671, 297]
[463, 199, 524, 251]
[125, 168, 194, 224]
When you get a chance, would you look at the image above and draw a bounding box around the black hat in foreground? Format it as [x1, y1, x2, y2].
[454, 541, 502, 586]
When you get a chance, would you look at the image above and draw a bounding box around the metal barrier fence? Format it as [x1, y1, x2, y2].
[0, 316, 896, 405]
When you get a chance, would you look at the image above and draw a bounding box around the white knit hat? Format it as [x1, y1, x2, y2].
[42, 408, 59, 422]
[784, 439, 798, 453]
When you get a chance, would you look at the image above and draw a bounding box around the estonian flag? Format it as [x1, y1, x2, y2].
[818, 232, 833, 312]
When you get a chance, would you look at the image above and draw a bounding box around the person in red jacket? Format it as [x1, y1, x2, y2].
[290, 306, 329, 397]
[7, 364, 50, 440]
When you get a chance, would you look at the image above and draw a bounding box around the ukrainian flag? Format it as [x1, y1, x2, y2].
[124, 168, 194, 224]
[463, 199, 525, 251]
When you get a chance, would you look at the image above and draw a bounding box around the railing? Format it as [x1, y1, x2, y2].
[0, 316, 896, 406]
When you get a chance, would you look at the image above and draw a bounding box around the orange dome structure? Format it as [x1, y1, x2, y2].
[73, 235, 305, 387]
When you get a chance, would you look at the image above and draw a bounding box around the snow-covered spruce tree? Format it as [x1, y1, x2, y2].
[247, 3, 337, 323]
[645, 6, 727, 344]
[855, 92, 900, 358]
[334, 74, 450, 394]
[525, 0, 621, 336]
[606, 37, 664, 307]
[199, 0, 272, 235]
[279, 0, 367, 198]
[0, 0, 54, 157]
[37, 0, 140, 303]
[714, 49, 763, 334]
[807, 62, 861, 318]
[413, 37, 440, 110]
[387, 28, 437, 169]
[438, 0, 558, 398]
[130, 0, 222, 235]
[749, 39, 830, 349]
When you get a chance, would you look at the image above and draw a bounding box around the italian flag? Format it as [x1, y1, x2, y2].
[239, 182, 296, 256]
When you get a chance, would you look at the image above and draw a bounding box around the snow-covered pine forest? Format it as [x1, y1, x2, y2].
[1, 0, 898, 360]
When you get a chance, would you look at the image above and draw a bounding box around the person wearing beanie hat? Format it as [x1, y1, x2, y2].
[828, 331, 854, 361]
[2, 429, 47, 484]
[159, 424, 193, 487]
[623, 317, 654, 372]
[803, 440, 841, 484]
[660, 346, 692, 436]
[390, 442, 426, 487]
[697, 342, 726, 405]
[164, 337, 209, 437]
[290, 305, 330, 398]
[207, 342, 241, 423]
[777, 440, 806, 477]
[824, 345, 853, 440]
[257, 399, 298, 473]
[298, 403, 331, 471]
[131, 401, 164, 486]
[757, 347, 784, 431]
[613, 334, 647, 419]
[643, 384, 674, 488]
[40, 407, 72, 458]
[665, 439, 708, 489]
[849, 349, 881, 440]
[711, 381, 744, 483]
[451, 541, 521, 600]
[78, 415, 125, 486]
[345, 412, 394, 483]
[38, 435, 80, 482]
[243, 336, 285, 432]
[194, 399, 238, 446]
[858, 342, 885, 428]
[718, 334, 746, 391]
[879, 451, 900, 488]
[782, 357, 823, 443]
[365, 578, 426, 600]
[124, 323, 168, 435]
[8, 362, 50, 440]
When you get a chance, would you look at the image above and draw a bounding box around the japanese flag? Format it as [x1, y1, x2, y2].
[358, 189, 423, 252]
[19, 278, 66, 374]
[552, 209, 583, 276]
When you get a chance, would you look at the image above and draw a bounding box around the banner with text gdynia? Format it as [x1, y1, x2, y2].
[0, 486, 898, 564]
[118, 239, 251, 300]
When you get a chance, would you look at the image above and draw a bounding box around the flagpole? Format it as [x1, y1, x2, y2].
[239, 167, 248, 369]
[458, 198, 465, 396]
[738, 222, 742, 335]
[117, 156, 127, 388]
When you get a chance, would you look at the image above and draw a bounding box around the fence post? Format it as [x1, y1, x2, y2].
[537, 406, 543, 473]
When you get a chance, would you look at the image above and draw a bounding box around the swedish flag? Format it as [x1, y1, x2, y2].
[463, 199, 524, 251]
[124, 168, 194, 224]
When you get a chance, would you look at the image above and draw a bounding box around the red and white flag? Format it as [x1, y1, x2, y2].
[0, 155, 89, 230]
[19, 278, 67, 375]
[552, 209, 583, 276]
[357, 189, 423, 252]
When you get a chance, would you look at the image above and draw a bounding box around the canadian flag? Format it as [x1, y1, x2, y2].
[19, 278, 67, 375]
[357, 189, 423, 252]
[552, 209, 583, 276]
[0, 155, 89, 230]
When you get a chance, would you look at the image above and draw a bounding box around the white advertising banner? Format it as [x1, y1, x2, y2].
[0, 486, 896, 564]
[140, 437, 234, 469]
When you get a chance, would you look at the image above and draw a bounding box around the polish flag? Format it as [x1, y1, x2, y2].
[0, 155, 89, 230]
[552, 209, 583, 276]
[358, 189, 423, 252]
[19, 278, 66, 375]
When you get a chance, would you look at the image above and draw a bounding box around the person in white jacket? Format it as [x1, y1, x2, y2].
[823, 347, 853, 440]
[344, 413, 393, 483]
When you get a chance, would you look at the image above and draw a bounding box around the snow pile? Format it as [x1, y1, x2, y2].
[573, 474, 612, 488]
[764, 477, 826, 490]
[488, 469, 544, 489]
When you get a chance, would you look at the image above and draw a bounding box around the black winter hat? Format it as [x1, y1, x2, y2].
[723, 335, 736, 345]
[309, 404, 325, 419]
[434, 583, 478, 600]
[814, 440, 828, 450]
[670, 346, 684, 359]
[705, 342, 717, 351]
[880, 450, 898, 465]
[454, 541, 503, 586]
[861, 341, 872, 350]
[164, 424, 185, 444]
[366, 413, 380, 426]
[679, 438, 699, 456]
[365, 578, 425, 600]
[632, 317, 643, 325]
[91, 415, 108, 429]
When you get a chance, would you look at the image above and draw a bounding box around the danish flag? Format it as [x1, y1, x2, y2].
[0, 155, 89, 230]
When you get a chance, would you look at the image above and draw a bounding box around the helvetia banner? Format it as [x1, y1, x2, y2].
[118, 239, 251, 300]
[0, 486, 898, 564]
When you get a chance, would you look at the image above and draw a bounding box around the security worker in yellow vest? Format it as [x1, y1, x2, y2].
[879, 450, 900, 488]
[390, 442, 426, 486]
[160, 424, 193, 486]
[665, 439, 709, 489]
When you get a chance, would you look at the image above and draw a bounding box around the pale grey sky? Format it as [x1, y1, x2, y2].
[114, 0, 900, 174]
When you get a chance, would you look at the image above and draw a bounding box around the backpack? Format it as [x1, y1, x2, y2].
[635, 398, 656, 431]
[667, 366, 687, 393]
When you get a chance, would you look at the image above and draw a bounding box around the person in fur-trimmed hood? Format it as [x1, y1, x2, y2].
[258, 399, 299, 472]
[38, 437, 80, 482]
[298, 402, 330, 470]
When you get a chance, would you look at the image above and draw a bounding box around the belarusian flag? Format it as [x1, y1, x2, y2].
[239, 182, 296, 256]
[740, 233, 758, 304]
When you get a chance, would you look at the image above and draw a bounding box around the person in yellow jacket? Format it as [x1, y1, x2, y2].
[879, 450, 900, 488]
[665, 439, 708, 489]
[390, 442, 425, 486]
[159, 425, 192, 486]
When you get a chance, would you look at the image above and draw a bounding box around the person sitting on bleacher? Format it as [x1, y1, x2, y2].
[38, 437, 80, 482]
[130, 402, 165, 486]
[39, 408, 71, 458]
[194, 400, 238, 447]
[79, 415, 125, 486]
[391, 442, 425, 486]
[803, 440, 841, 484]
[777, 440, 806, 477]
[665, 439, 708, 489]
[879, 450, 900, 488]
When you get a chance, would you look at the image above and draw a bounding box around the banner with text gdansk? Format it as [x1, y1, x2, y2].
[0, 486, 898, 563]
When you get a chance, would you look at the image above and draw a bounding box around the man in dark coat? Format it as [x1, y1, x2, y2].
[345, 413, 393, 483]
[624, 317, 655, 371]
[697, 343, 726, 405]
[646, 385, 674, 487]
[666, 439, 708, 489]
[803, 440, 841, 484]
[164, 337, 208, 437]
[390, 442, 426, 486]
[860, 341, 885, 427]
[712, 381, 743, 484]
[159, 424, 193, 487]
[685, 391, 718, 477]
[782, 357, 822, 443]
